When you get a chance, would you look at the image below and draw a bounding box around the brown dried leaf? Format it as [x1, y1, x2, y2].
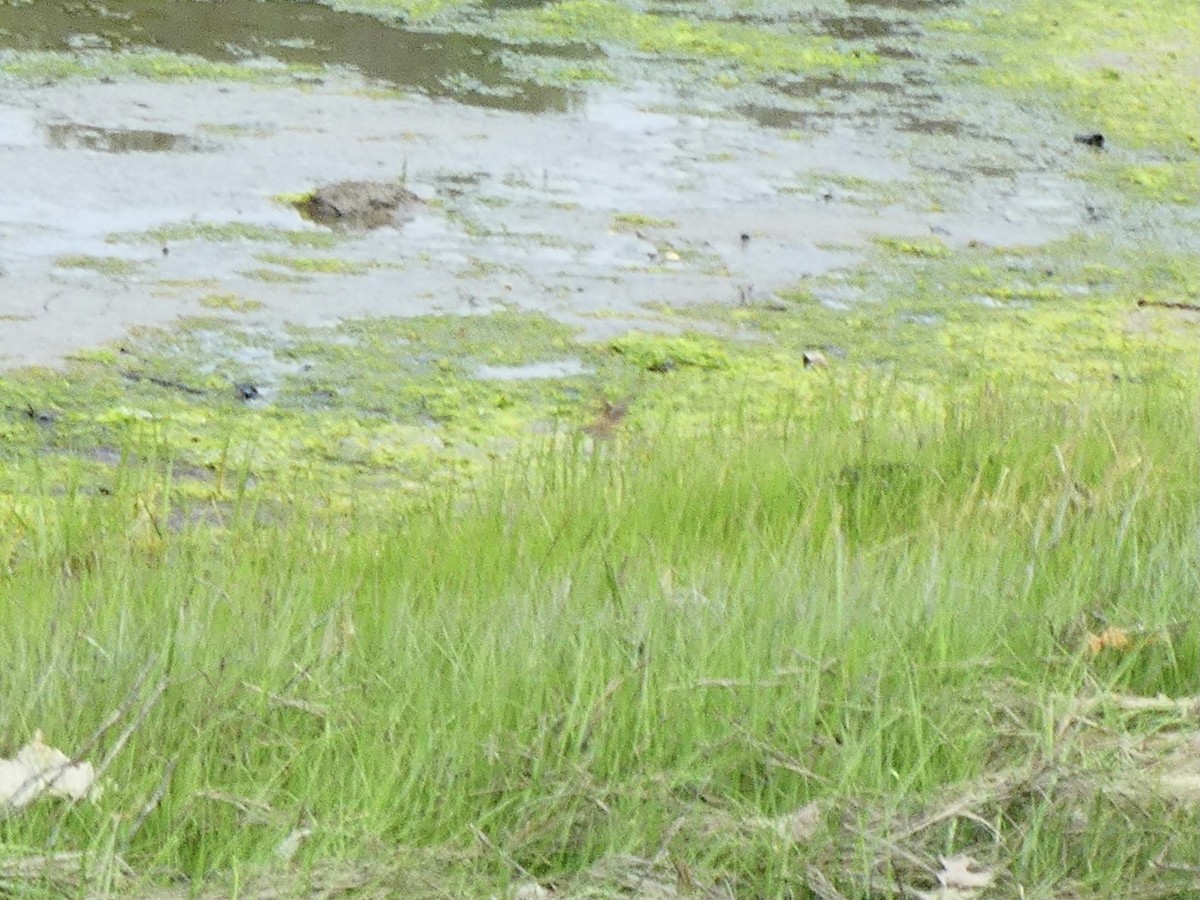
[1086, 626, 1132, 654]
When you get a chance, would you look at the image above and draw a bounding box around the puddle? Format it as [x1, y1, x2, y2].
[45, 123, 207, 153]
[476, 359, 592, 380]
[0, 0, 576, 112]
[179, 328, 308, 401]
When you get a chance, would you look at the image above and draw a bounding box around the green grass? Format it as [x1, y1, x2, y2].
[2, 368, 1199, 899]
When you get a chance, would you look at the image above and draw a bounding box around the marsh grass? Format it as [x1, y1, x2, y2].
[1, 373, 1198, 899]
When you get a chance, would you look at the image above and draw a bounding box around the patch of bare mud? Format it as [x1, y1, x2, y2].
[298, 180, 423, 228]
[0, 75, 1090, 368]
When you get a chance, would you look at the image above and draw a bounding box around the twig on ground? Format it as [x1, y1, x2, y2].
[242, 681, 331, 719]
[666, 667, 810, 691]
[1137, 299, 1200, 313]
[806, 866, 852, 900]
[47, 670, 169, 847]
[579, 662, 646, 751]
[470, 824, 534, 882]
[122, 754, 179, 850]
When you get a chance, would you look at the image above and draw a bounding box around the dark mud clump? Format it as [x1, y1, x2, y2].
[298, 180, 421, 229]
[45, 123, 208, 153]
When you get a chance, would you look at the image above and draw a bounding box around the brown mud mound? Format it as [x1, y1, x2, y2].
[299, 179, 421, 228]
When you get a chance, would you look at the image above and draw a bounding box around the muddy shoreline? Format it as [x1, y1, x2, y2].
[1, 63, 1091, 369]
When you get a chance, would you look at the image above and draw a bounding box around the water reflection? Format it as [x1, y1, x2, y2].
[0, 0, 576, 112]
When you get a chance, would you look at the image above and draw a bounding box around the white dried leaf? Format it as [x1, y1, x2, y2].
[1155, 731, 1200, 802]
[512, 882, 552, 900]
[911, 890, 983, 900]
[0, 732, 100, 811]
[937, 855, 994, 890]
[275, 826, 314, 862]
[770, 802, 822, 843]
[1158, 772, 1200, 802]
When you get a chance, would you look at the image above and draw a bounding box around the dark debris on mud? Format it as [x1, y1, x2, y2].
[298, 180, 422, 229]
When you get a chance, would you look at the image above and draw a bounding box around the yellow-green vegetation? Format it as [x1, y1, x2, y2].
[609, 331, 730, 372]
[873, 235, 951, 259]
[308, 0, 477, 22]
[949, 0, 1200, 202]
[0, 50, 320, 84]
[496, 49, 616, 88]
[254, 252, 374, 276]
[612, 212, 676, 230]
[54, 254, 143, 276]
[0, 313, 590, 505]
[198, 293, 265, 312]
[110, 222, 340, 249]
[664, 236, 1200, 415]
[507, 0, 875, 76]
[156, 278, 221, 291]
[271, 191, 317, 207]
[241, 267, 311, 283]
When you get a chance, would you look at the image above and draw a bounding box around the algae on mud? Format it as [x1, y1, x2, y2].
[0, 49, 320, 85]
[7, 240, 1198, 512]
[2, 0, 1200, 897]
[110, 222, 341, 250]
[944, 0, 1200, 205]
[54, 255, 144, 277]
[0, 312, 589, 506]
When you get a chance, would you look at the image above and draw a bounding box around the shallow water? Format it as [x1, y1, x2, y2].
[0, 0, 575, 111]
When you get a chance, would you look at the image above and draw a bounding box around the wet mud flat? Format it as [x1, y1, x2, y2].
[0, 79, 1090, 367]
[0, 0, 1104, 369]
